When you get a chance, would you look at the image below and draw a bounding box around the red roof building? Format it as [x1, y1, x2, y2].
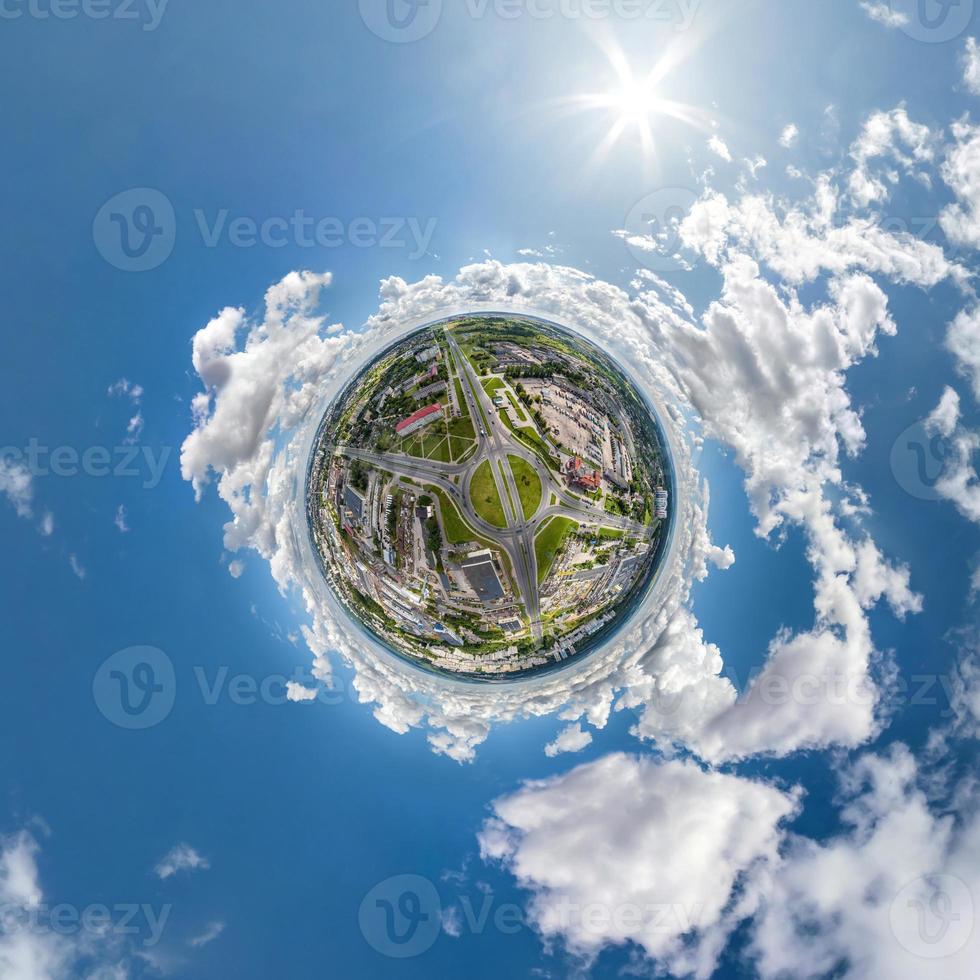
[396, 403, 443, 436]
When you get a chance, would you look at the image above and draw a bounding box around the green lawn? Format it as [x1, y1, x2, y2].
[428, 487, 479, 545]
[470, 460, 506, 528]
[508, 455, 542, 520]
[448, 414, 475, 440]
[597, 527, 625, 540]
[481, 377, 504, 396]
[534, 516, 578, 584]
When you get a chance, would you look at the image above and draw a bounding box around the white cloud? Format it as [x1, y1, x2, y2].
[707, 135, 732, 162]
[285, 682, 317, 703]
[154, 843, 210, 880]
[947, 306, 980, 399]
[925, 387, 980, 524]
[750, 744, 980, 980]
[479, 753, 800, 977]
[0, 459, 34, 519]
[778, 123, 799, 148]
[440, 905, 462, 938]
[107, 378, 143, 403]
[188, 921, 225, 948]
[68, 554, 86, 581]
[859, 1, 909, 28]
[227, 559, 245, 578]
[941, 117, 980, 249]
[543, 723, 592, 758]
[847, 105, 934, 207]
[39, 511, 54, 537]
[962, 37, 980, 95]
[679, 180, 951, 286]
[706, 543, 735, 569]
[114, 505, 130, 534]
[0, 829, 150, 977]
[124, 412, 144, 445]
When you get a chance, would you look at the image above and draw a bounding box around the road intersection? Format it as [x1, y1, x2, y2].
[334, 333, 651, 642]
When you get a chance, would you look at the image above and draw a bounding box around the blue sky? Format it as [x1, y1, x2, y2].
[2, 1, 980, 978]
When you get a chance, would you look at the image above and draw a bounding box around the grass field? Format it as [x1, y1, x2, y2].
[428, 487, 480, 545]
[597, 527, 625, 540]
[471, 460, 507, 528]
[399, 415, 476, 463]
[482, 377, 504, 397]
[508, 455, 542, 520]
[534, 516, 578, 584]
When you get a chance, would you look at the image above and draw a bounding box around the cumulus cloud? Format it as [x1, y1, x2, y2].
[847, 105, 934, 207]
[0, 829, 152, 977]
[479, 753, 800, 977]
[114, 504, 130, 534]
[750, 744, 980, 980]
[68, 554, 85, 581]
[962, 37, 980, 95]
[0, 459, 33, 519]
[941, 117, 980, 249]
[286, 682, 318, 703]
[707, 134, 732, 162]
[946, 306, 980, 399]
[543, 723, 592, 758]
[925, 387, 980, 524]
[778, 123, 799, 148]
[154, 843, 210, 880]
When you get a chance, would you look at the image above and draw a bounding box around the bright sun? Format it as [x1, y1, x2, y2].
[553, 34, 712, 170]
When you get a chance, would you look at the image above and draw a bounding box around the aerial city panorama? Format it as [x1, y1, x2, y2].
[308, 315, 673, 677]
